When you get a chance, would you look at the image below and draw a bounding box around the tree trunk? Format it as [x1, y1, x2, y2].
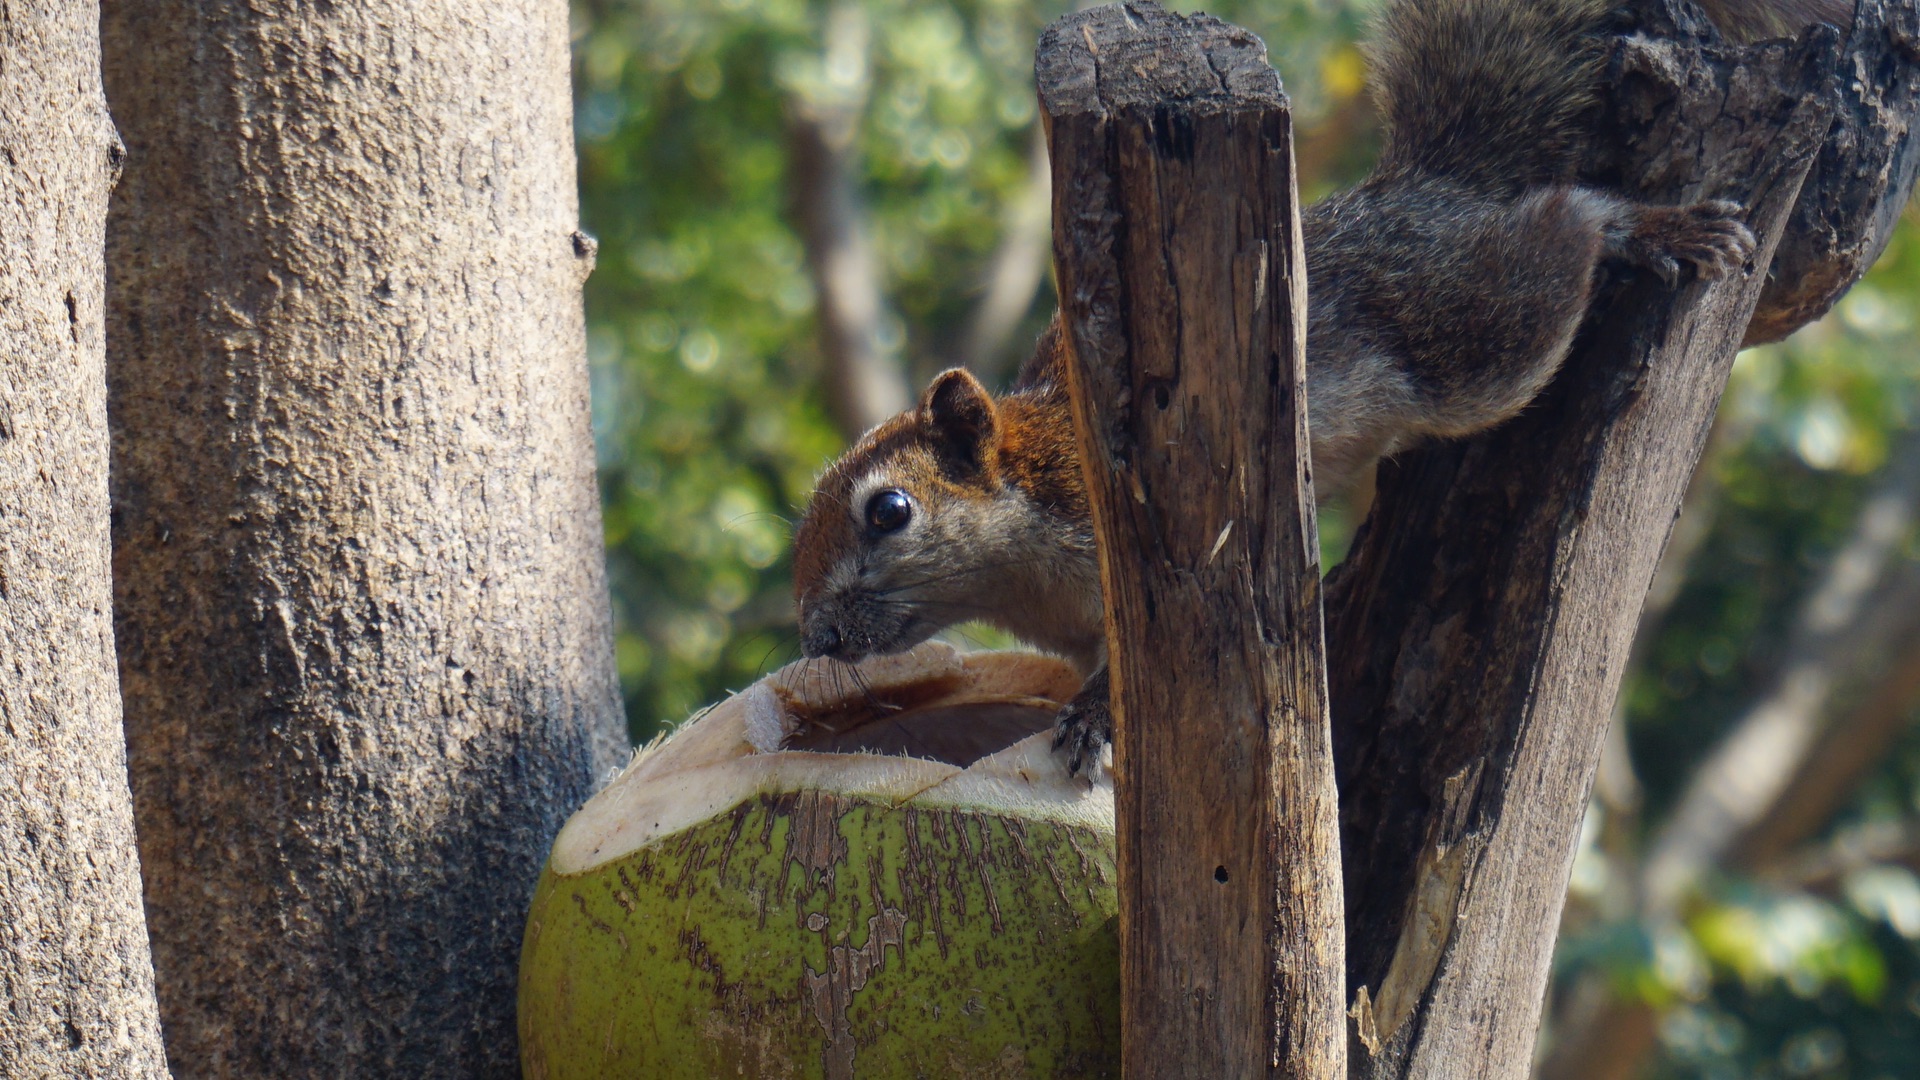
[1038, 6, 1346, 1076]
[99, 0, 626, 1073]
[0, 4, 171, 1075]
[1325, 2, 1920, 1073]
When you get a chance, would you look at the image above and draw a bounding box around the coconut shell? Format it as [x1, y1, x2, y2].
[518, 644, 1120, 1079]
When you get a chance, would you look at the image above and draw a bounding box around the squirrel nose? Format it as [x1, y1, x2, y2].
[803, 623, 842, 659]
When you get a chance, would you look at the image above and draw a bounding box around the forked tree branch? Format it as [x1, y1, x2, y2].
[1325, 2, 1919, 1074]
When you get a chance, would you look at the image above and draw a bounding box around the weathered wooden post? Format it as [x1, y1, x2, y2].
[1036, 5, 1345, 1076]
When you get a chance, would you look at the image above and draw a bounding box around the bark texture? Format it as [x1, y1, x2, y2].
[0, 4, 171, 1076]
[99, 1, 626, 1074]
[1328, 6, 1868, 1076]
[1038, 6, 1346, 1076]
[1743, 0, 1920, 344]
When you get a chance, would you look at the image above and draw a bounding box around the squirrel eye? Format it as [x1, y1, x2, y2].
[865, 489, 912, 534]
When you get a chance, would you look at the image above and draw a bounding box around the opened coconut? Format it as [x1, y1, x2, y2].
[518, 642, 1120, 1078]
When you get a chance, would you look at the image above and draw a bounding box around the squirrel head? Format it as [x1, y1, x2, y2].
[791, 367, 1013, 663]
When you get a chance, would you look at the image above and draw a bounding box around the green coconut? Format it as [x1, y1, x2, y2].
[518, 643, 1120, 1079]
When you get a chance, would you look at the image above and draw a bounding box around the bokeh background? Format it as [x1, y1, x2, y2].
[568, 0, 1920, 1075]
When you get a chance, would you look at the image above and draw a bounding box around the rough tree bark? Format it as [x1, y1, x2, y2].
[1328, 2, 1918, 1076]
[0, 5, 171, 1076]
[99, 0, 626, 1073]
[1747, 0, 1920, 343]
[1038, 6, 1346, 1076]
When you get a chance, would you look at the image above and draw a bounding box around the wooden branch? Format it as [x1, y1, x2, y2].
[1585, 2, 1920, 346]
[1328, 8, 1844, 1076]
[1037, 5, 1343, 1076]
[1745, 1, 1920, 344]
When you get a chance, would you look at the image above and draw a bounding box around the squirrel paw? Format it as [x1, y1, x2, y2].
[1622, 200, 1755, 285]
[1052, 669, 1111, 779]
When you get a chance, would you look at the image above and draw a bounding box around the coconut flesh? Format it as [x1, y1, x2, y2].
[519, 642, 1121, 1079]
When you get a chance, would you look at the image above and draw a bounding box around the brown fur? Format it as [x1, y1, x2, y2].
[791, 0, 1839, 773]
[791, 354, 1099, 672]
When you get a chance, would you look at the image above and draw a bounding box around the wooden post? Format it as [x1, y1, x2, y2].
[1036, 5, 1344, 1077]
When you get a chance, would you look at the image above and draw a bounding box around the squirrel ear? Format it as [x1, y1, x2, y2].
[920, 368, 998, 471]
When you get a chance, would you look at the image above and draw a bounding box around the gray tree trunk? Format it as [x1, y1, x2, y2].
[0, 3, 171, 1076]
[99, 0, 626, 1073]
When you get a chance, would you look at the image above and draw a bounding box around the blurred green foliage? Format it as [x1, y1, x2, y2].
[571, 0, 1367, 734]
[571, 0, 1920, 1074]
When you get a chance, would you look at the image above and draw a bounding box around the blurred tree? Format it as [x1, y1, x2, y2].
[572, 1, 1920, 1074]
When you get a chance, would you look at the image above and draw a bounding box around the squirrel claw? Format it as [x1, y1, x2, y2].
[1052, 705, 1110, 779]
[1670, 200, 1755, 279]
[1622, 199, 1755, 283]
[1052, 668, 1112, 779]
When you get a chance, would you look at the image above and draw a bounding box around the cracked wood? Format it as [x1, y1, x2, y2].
[1037, 4, 1345, 1076]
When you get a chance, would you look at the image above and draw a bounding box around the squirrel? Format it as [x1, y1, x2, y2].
[790, 0, 1852, 775]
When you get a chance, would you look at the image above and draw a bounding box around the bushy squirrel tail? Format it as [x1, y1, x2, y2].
[1366, 0, 1853, 196]
[1697, 0, 1857, 41]
[1366, 0, 1613, 194]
